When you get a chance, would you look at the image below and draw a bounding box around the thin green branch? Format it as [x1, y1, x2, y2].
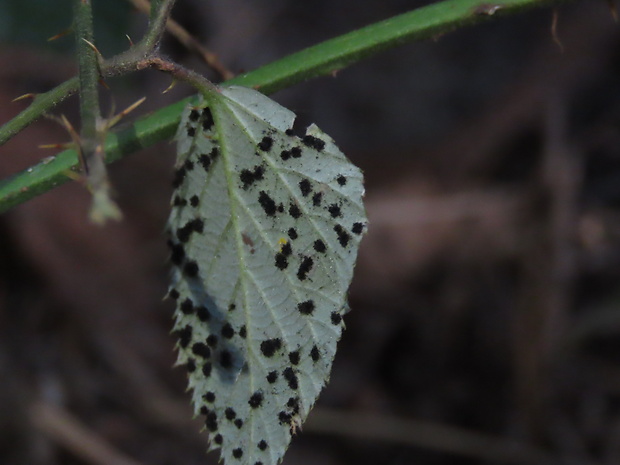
[0, 0, 573, 213]
[142, 0, 177, 52]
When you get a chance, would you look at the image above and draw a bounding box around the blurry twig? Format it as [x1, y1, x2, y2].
[306, 408, 567, 465]
[126, 0, 234, 80]
[29, 401, 144, 465]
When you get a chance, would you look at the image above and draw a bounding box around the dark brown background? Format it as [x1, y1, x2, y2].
[1, 1, 620, 464]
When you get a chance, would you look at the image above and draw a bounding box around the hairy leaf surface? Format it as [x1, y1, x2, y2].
[167, 85, 366, 465]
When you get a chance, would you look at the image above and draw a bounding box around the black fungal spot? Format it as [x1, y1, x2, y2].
[312, 192, 323, 207]
[220, 350, 233, 368]
[286, 397, 300, 414]
[280, 150, 291, 161]
[328, 204, 342, 218]
[331, 312, 342, 325]
[266, 371, 278, 383]
[288, 228, 298, 240]
[209, 147, 219, 160]
[299, 179, 312, 196]
[190, 195, 199, 207]
[228, 303, 237, 311]
[206, 335, 218, 348]
[232, 448, 243, 459]
[177, 325, 192, 348]
[337, 175, 347, 186]
[281, 242, 292, 256]
[297, 300, 315, 315]
[283, 367, 299, 390]
[352, 222, 365, 234]
[170, 243, 185, 265]
[206, 411, 218, 431]
[239, 326, 247, 338]
[297, 256, 314, 281]
[192, 342, 211, 358]
[180, 298, 194, 315]
[202, 362, 212, 377]
[290, 146, 302, 158]
[274, 252, 288, 270]
[258, 136, 273, 151]
[214, 433, 223, 445]
[204, 392, 216, 403]
[183, 261, 199, 277]
[221, 323, 235, 339]
[186, 126, 196, 137]
[168, 289, 180, 300]
[258, 440, 268, 451]
[199, 153, 212, 171]
[288, 351, 300, 365]
[196, 306, 210, 322]
[258, 191, 277, 216]
[234, 419, 244, 429]
[289, 203, 302, 219]
[260, 338, 282, 357]
[278, 411, 292, 424]
[200, 406, 209, 415]
[225, 408, 237, 420]
[248, 391, 264, 408]
[313, 239, 326, 253]
[201, 108, 214, 131]
[240, 165, 265, 189]
[173, 195, 186, 207]
[277, 203, 285, 213]
[302, 134, 325, 151]
[255, 462, 264, 465]
[186, 358, 196, 372]
[189, 109, 200, 121]
[310, 345, 320, 362]
[177, 218, 204, 243]
[172, 167, 186, 188]
[184, 159, 195, 171]
[334, 225, 351, 248]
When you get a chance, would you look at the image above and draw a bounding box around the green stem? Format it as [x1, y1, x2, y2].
[0, 0, 573, 213]
[142, 0, 177, 52]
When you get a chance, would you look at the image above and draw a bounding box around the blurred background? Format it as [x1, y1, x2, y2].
[1, 0, 620, 464]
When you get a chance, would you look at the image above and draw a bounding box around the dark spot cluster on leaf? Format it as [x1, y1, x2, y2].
[225, 407, 237, 420]
[288, 228, 298, 240]
[206, 411, 218, 431]
[220, 350, 233, 368]
[186, 125, 196, 137]
[240, 165, 265, 189]
[190, 195, 199, 207]
[337, 175, 347, 186]
[258, 136, 273, 151]
[199, 153, 212, 171]
[183, 261, 199, 277]
[286, 397, 300, 415]
[291, 146, 302, 158]
[334, 224, 351, 248]
[206, 334, 218, 348]
[168, 289, 180, 300]
[289, 203, 302, 219]
[229, 303, 237, 311]
[288, 351, 300, 365]
[281, 242, 292, 256]
[258, 191, 277, 216]
[297, 256, 314, 281]
[331, 312, 342, 325]
[239, 325, 247, 338]
[186, 358, 196, 372]
[267, 371, 278, 383]
[214, 433, 223, 444]
[173, 195, 186, 207]
[258, 440, 268, 451]
[248, 391, 264, 408]
[352, 222, 365, 234]
[169, 242, 185, 265]
[233, 448, 243, 459]
[200, 405, 209, 415]
[176, 218, 204, 243]
[283, 367, 298, 390]
[192, 342, 211, 358]
[221, 323, 235, 339]
[260, 338, 282, 357]
[234, 419, 243, 429]
[202, 362, 212, 377]
[184, 159, 195, 171]
[274, 252, 288, 270]
[180, 298, 194, 315]
[302, 134, 325, 151]
[176, 325, 192, 348]
[297, 300, 315, 315]
[172, 166, 186, 188]
[196, 306, 210, 321]
[202, 107, 214, 131]
[313, 239, 326, 253]
[310, 345, 320, 362]
[328, 204, 342, 218]
[312, 192, 323, 207]
[278, 411, 292, 425]
[280, 150, 291, 161]
[189, 109, 200, 122]
[299, 179, 312, 197]
[203, 392, 216, 403]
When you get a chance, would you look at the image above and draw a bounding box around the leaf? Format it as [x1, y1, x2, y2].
[167, 85, 367, 465]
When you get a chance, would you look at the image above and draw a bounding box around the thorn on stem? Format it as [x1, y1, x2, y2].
[162, 79, 177, 94]
[48, 28, 72, 42]
[12, 93, 37, 103]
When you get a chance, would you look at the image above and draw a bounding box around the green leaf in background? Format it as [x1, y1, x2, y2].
[167, 85, 367, 465]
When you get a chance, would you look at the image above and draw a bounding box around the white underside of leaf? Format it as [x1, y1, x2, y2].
[167, 85, 367, 465]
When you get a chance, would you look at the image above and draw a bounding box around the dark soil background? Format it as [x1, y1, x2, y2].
[1, 1, 620, 464]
